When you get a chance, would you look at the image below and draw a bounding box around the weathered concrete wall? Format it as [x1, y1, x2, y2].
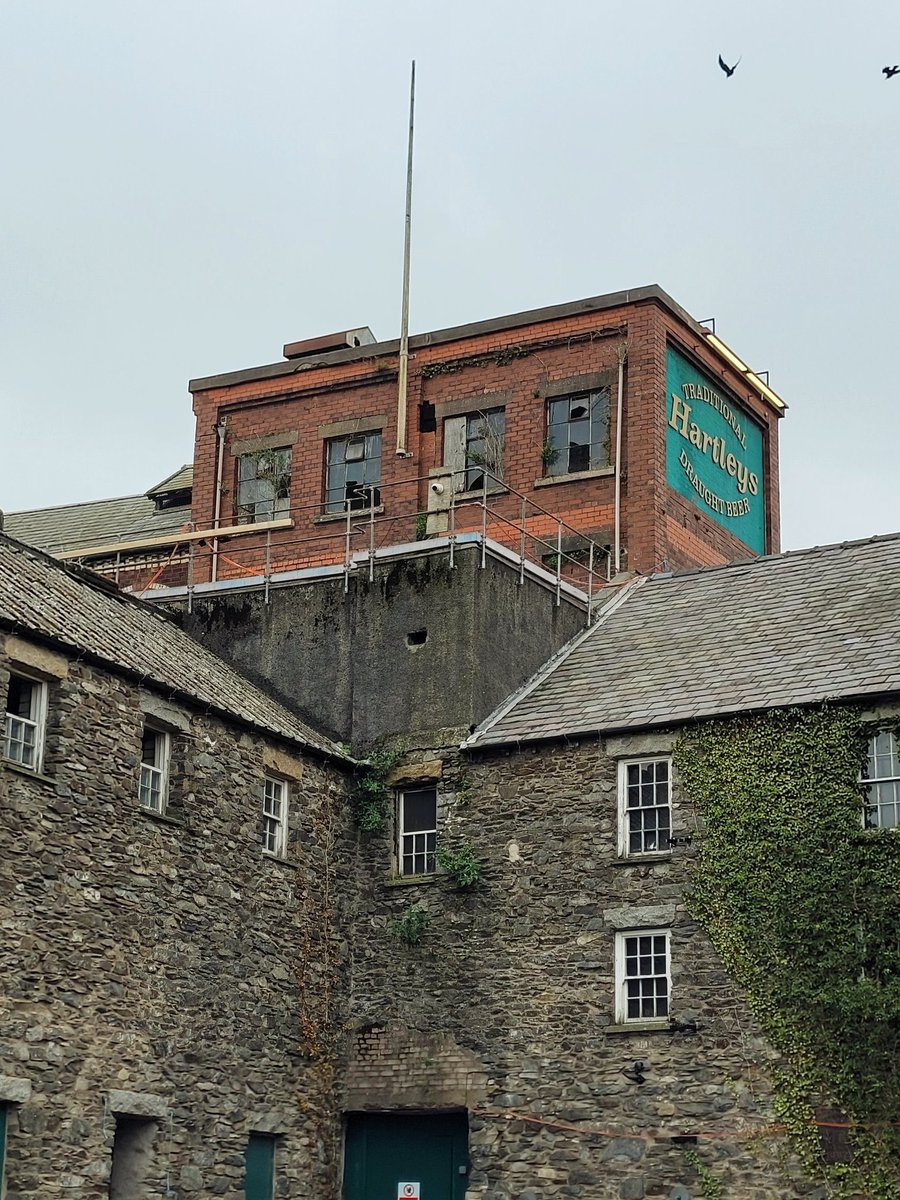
[0, 642, 349, 1199]
[340, 732, 820, 1200]
[167, 546, 587, 751]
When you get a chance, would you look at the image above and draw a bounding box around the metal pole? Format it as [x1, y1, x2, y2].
[449, 494, 456, 570]
[368, 490, 376, 583]
[587, 542, 595, 626]
[211, 418, 227, 583]
[264, 529, 272, 605]
[555, 520, 562, 607]
[480, 470, 487, 569]
[613, 343, 626, 574]
[187, 541, 194, 615]
[344, 504, 352, 595]
[518, 495, 526, 585]
[395, 60, 416, 457]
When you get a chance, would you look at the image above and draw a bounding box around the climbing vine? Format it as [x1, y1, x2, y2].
[674, 704, 900, 1199]
[350, 747, 402, 832]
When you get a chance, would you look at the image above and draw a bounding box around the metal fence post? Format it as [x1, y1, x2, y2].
[555, 520, 562, 607]
[264, 529, 272, 605]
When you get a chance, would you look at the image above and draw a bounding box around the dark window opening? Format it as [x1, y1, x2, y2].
[326, 432, 382, 513]
[237, 448, 292, 524]
[464, 409, 505, 491]
[406, 629, 428, 647]
[399, 788, 437, 876]
[544, 388, 610, 476]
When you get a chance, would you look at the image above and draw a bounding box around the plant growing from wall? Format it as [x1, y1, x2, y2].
[674, 705, 900, 1200]
[540, 439, 560, 468]
[679, 1148, 723, 1200]
[350, 747, 401, 832]
[390, 903, 431, 945]
[436, 840, 482, 889]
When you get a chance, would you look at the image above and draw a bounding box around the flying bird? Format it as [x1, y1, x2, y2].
[884, 65, 900, 78]
[718, 53, 741, 78]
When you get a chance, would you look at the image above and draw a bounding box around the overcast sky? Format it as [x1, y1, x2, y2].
[1, 0, 898, 551]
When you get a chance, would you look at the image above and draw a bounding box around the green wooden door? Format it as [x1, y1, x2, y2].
[344, 1112, 468, 1200]
[245, 1134, 275, 1200]
[0, 1103, 5, 1184]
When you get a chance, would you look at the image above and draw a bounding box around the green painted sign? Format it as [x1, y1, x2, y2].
[665, 344, 766, 554]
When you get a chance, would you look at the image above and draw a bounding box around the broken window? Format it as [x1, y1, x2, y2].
[544, 388, 610, 476]
[443, 408, 505, 492]
[4, 672, 47, 772]
[398, 787, 437, 876]
[325, 432, 382, 513]
[236, 448, 292, 524]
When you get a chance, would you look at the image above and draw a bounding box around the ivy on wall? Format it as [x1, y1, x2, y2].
[674, 705, 900, 1199]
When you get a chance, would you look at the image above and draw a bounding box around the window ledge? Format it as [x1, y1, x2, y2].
[2, 760, 54, 785]
[262, 851, 297, 868]
[610, 855, 673, 868]
[453, 485, 508, 501]
[603, 1021, 672, 1036]
[138, 806, 183, 828]
[314, 505, 385, 525]
[383, 873, 439, 887]
[533, 467, 614, 488]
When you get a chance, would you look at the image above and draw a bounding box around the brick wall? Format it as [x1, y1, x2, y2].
[188, 295, 783, 584]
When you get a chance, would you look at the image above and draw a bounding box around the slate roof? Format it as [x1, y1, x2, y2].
[466, 533, 900, 748]
[5, 494, 157, 555]
[4, 466, 194, 556]
[0, 534, 347, 761]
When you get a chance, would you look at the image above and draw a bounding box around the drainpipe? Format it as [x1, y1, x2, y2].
[395, 60, 415, 456]
[211, 417, 227, 583]
[613, 342, 626, 574]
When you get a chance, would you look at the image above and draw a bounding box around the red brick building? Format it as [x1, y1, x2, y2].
[187, 285, 784, 589]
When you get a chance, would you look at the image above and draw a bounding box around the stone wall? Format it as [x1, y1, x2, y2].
[340, 731, 819, 1200]
[0, 636, 350, 1199]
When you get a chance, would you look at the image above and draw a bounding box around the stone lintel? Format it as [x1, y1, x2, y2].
[139, 691, 192, 734]
[0, 1075, 32, 1103]
[603, 904, 676, 930]
[262, 746, 305, 781]
[107, 1089, 169, 1119]
[385, 760, 443, 787]
[604, 731, 675, 759]
[3, 635, 69, 680]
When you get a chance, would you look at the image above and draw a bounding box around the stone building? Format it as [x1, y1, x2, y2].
[0, 534, 351, 1199]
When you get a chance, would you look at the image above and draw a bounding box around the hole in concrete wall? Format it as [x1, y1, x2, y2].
[109, 1116, 158, 1200]
[406, 629, 428, 648]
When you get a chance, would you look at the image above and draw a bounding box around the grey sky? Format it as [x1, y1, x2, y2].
[1, 0, 898, 551]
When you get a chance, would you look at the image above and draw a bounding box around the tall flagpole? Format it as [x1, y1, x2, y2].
[395, 60, 415, 456]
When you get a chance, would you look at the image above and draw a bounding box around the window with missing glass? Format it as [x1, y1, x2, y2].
[4, 671, 47, 772]
[325, 432, 382, 512]
[544, 388, 610, 476]
[615, 930, 671, 1023]
[618, 758, 672, 856]
[862, 731, 900, 830]
[236, 448, 292, 523]
[443, 408, 505, 492]
[398, 787, 437, 876]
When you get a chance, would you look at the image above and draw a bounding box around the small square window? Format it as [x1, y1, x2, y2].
[618, 758, 672, 857]
[615, 930, 671, 1023]
[237, 448, 292, 524]
[398, 787, 437, 876]
[861, 731, 900, 830]
[262, 776, 289, 857]
[139, 727, 170, 813]
[544, 388, 610, 476]
[325, 432, 382, 513]
[4, 671, 47, 772]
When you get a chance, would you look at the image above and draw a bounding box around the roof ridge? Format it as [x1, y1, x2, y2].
[463, 576, 646, 749]
[648, 529, 900, 584]
[5, 492, 148, 518]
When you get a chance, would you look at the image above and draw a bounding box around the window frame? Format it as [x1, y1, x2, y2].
[324, 430, 383, 514]
[617, 756, 673, 858]
[397, 786, 438, 877]
[262, 775, 289, 858]
[861, 730, 900, 830]
[443, 407, 506, 493]
[138, 726, 171, 814]
[614, 929, 672, 1025]
[4, 669, 48, 774]
[543, 387, 610, 477]
[236, 446, 292, 525]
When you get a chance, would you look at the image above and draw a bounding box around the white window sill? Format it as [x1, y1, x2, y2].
[314, 505, 385, 525]
[611, 854, 673, 867]
[603, 1021, 672, 1035]
[533, 467, 614, 488]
